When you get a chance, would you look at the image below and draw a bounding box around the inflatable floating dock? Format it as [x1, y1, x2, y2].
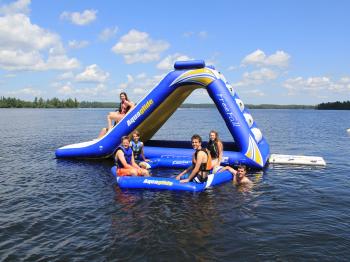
[56, 60, 270, 170]
[111, 166, 233, 192]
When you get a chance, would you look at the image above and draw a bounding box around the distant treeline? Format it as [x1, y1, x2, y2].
[0, 96, 79, 108]
[180, 103, 315, 109]
[79, 101, 117, 108]
[1, 96, 348, 110]
[317, 101, 350, 110]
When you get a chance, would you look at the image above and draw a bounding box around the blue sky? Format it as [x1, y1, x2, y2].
[0, 0, 349, 104]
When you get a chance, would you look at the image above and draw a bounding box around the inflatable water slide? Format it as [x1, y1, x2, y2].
[56, 60, 270, 190]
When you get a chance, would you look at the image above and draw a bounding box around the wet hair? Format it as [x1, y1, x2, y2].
[191, 134, 202, 143]
[121, 135, 130, 142]
[237, 165, 247, 172]
[209, 130, 221, 143]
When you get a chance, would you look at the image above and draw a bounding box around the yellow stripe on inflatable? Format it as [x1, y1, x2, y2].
[189, 76, 214, 86]
[181, 68, 214, 79]
[245, 135, 264, 167]
[171, 68, 216, 87]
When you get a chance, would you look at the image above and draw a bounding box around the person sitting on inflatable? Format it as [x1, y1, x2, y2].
[97, 92, 135, 138]
[176, 134, 212, 183]
[115, 136, 150, 177]
[207, 130, 223, 168]
[131, 130, 150, 169]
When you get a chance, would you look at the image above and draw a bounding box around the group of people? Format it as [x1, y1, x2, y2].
[105, 92, 251, 186]
[174, 132, 252, 186]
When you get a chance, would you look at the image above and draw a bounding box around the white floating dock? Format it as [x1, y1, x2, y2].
[268, 154, 326, 166]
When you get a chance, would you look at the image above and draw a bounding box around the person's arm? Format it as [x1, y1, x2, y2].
[116, 150, 133, 169]
[180, 152, 205, 183]
[140, 143, 148, 161]
[124, 100, 135, 108]
[176, 166, 191, 180]
[218, 141, 224, 164]
[227, 166, 237, 175]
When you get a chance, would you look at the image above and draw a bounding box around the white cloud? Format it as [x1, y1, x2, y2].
[234, 68, 279, 87]
[75, 64, 109, 83]
[118, 73, 165, 98]
[283, 76, 350, 95]
[0, 0, 30, 15]
[68, 40, 89, 49]
[57, 82, 106, 97]
[242, 49, 290, 68]
[0, 13, 79, 71]
[157, 53, 192, 70]
[4, 73, 16, 78]
[60, 9, 97, 26]
[57, 71, 74, 80]
[7, 87, 42, 97]
[0, 14, 60, 51]
[112, 29, 169, 64]
[98, 26, 118, 41]
[57, 82, 73, 95]
[227, 65, 237, 71]
[198, 31, 208, 38]
[183, 32, 194, 37]
[183, 31, 208, 38]
[240, 89, 265, 97]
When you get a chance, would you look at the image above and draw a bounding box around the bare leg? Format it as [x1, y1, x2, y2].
[97, 127, 108, 138]
[107, 112, 125, 130]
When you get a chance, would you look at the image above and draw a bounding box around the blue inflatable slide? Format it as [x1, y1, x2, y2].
[56, 60, 270, 191]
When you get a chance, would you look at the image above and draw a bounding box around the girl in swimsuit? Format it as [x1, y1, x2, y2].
[207, 130, 223, 168]
[97, 92, 135, 138]
[107, 92, 135, 130]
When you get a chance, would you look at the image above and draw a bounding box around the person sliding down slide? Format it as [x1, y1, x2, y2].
[176, 134, 212, 183]
[115, 136, 149, 177]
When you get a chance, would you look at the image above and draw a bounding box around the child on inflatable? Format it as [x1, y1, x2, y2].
[115, 136, 150, 177]
[131, 130, 150, 169]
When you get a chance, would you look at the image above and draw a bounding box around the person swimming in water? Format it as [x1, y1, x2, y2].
[217, 164, 252, 186]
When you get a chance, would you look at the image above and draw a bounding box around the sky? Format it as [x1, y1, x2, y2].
[0, 0, 349, 105]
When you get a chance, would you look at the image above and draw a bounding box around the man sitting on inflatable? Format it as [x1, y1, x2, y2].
[115, 136, 150, 177]
[176, 134, 212, 183]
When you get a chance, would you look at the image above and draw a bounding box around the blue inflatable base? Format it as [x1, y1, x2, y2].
[111, 166, 233, 192]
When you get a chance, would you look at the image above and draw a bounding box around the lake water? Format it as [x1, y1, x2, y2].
[0, 108, 350, 261]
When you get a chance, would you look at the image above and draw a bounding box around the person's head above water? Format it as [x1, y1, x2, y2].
[236, 165, 247, 181]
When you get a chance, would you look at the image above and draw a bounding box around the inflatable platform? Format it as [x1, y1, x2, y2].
[56, 60, 270, 169]
[111, 166, 233, 192]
